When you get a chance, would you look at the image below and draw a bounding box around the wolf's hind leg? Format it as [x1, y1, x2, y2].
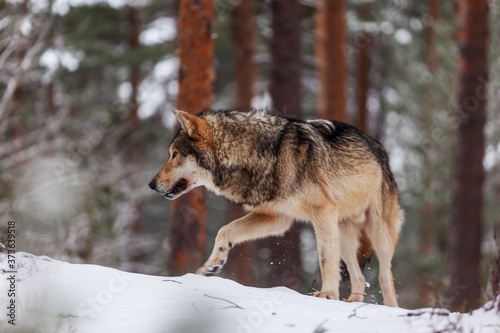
[340, 223, 365, 303]
[311, 206, 341, 300]
[366, 215, 399, 307]
[196, 211, 293, 276]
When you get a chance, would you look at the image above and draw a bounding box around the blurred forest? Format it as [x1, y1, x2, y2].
[0, 0, 499, 311]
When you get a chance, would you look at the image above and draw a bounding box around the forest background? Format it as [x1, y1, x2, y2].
[0, 0, 499, 312]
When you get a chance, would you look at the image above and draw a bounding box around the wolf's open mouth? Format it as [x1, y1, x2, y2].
[165, 178, 188, 199]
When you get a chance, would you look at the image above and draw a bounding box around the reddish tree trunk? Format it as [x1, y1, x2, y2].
[356, 32, 370, 133]
[427, 0, 439, 72]
[125, 6, 144, 272]
[373, 36, 390, 142]
[233, 0, 255, 111]
[268, 0, 302, 291]
[45, 82, 54, 115]
[269, 0, 301, 119]
[418, 0, 440, 306]
[127, 7, 140, 129]
[13, 0, 28, 104]
[350, 25, 376, 272]
[315, 0, 347, 121]
[225, 0, 259, 286]
[10, 0, 28, 154]
[449, 0, 488, 312]
[169, 0, 214, 275]
[226, 205, 259, 286]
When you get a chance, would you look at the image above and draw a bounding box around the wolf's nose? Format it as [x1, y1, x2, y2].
[148, 179, 157, 190]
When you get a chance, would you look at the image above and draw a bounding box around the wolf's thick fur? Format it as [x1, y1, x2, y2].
[150, 109, 403, 307]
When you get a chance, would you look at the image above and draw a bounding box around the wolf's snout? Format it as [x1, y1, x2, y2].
[148, 179, 157, 190]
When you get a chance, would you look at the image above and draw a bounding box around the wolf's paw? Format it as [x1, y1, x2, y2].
[345, 293, 364, 303]
[196, 262, 225, 276]
[313, 290, 339, 300]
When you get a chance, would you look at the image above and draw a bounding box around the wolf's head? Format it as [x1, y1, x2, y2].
[149, 109, 215, 200]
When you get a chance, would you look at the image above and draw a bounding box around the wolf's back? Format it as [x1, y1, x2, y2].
[306, 118, 398, 195]
[202, 110, 398, 207]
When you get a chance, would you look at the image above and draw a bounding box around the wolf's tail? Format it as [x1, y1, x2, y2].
[357, 230, 374, 268]
[340, 230, 374, 281]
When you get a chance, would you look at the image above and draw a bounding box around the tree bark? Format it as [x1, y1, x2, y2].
[315, 0, 347, 121]
[426, 0, 439, 72]
[14, 0, 28, 103]
[269, 0, 301, 119]
[268, 0, 302, 291]
[449, 0, 488, 312]
[355, 32, 370, 133]
[225, 0, 258, 286]
[418, 0, 440, 306]
[169, 0, 214, 275]
[233, 0, 255, 111]
[125, 6, 143, 272]
[421, 0, 440, 256]
[127, 7, 140, 129]
[373, 35, 390, 142]
[10, 0, 28, 156]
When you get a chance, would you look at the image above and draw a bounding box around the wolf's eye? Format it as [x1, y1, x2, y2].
[172, 151, 178, 160]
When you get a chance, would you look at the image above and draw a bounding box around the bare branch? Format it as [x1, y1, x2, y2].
[313, 319, 329, 333]
[400, 308, 451, 317]
[0, 19, 53, 124]
[0, 101, 71, 160]
[0, 38, 19, 72]
[203, 293, 244, 310]
[348, 303, 369, 319]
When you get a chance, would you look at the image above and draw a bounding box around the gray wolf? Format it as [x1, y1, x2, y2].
[149, 109, 403, 307]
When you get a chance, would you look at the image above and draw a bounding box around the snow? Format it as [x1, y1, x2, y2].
[47, 0, 153, 16]
[117, 56, 178, 121]
[1, 253, 499, 333]
[394, 29, 413, 45]
[40, 48, 82, 77]
[139, 17, 177, 46]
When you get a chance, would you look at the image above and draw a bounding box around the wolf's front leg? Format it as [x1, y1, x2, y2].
[312, 207, 341, 300]
[196, 225, 232, 276]
[196, 210, 293, 276]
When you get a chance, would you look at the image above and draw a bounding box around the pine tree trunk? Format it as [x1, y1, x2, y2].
[13, 0, 28, 105]
[373, 36, 390, 142]
[125, 6, 143, 272]
[233, 0, 255, 111]
[315, 0, 347, 121]
[45, 82, 54, 115]
[225, 0, 258, 286]
[426, 0, 439, 72]
[169, 0, 214, 275]
[354, 12, 375, 269]
[449, 0, 488, 312]
[10, 0, 28, 156]
[270, 0, 301, 119]
[127, 7, 140, 129]
[268, 0, 302, 291]
[421, 0, 439, 252]
[418, 0, 439, 306]
[355, 32, 370, 133]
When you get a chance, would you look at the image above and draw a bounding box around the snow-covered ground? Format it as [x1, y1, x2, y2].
[0, 253, 499, 333]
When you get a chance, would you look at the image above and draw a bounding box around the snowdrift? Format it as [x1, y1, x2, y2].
[0, 253, 499, 333]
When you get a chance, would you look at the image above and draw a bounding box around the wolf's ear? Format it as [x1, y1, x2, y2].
[173, 109, 208, 139]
